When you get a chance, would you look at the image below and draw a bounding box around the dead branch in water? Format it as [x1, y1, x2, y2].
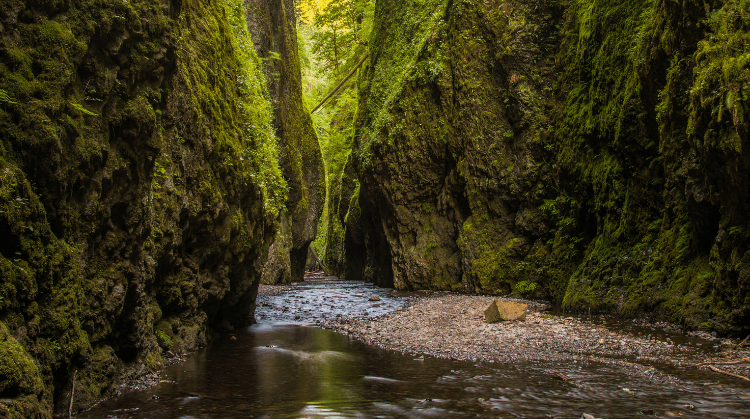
[708, 365, 750, 382]
[694, 357, 750, 367]
[68, 369, 76, 418]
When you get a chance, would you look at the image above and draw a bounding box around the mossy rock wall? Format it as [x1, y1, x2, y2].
[350, 0, 558, 291]
[348, 0, 750, 336]
[0, 0, 283, 416]
[245, 0, 326, 283]
[323, 152, 359, 277]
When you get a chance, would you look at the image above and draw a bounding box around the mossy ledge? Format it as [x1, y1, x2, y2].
[0, 0, 285, 416]
[342, 0, 750, 337]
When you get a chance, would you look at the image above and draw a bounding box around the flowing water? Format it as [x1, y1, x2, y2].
[81, 278, 750, 418]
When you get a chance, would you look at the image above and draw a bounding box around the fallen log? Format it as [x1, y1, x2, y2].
[311, 54, 368, 114]
[308, 245, 329, 276]
[69, 369, 76, 418]
[734, 334, 750, 349]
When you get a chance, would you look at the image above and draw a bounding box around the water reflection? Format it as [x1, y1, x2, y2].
[81, 279, 750, 418]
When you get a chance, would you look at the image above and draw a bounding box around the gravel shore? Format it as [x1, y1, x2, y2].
[320, 293, 750, 382]
[257, 283, 297, 296]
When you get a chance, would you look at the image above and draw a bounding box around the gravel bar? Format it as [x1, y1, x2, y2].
[320, 293, 750, 381]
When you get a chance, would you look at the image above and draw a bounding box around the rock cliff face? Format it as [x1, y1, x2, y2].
[345, 0, 750, 336]
[0, 0, 286, 416]
[245, 0, 326, 284]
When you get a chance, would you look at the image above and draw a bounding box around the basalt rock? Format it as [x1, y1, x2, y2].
[0, 0, 284, 416]
[245, 0, 326, 284]
[345, 0, 750, 337]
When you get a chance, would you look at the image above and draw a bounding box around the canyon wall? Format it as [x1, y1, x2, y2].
[0, 0, 288, 416]
[245, 0, 326, 284]
[343, 0, 749, 336]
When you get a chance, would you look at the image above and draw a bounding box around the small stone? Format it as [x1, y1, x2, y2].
[369, 296, 381, 301]
[552, 372, 570, 381]
[484, 300, 527, 323]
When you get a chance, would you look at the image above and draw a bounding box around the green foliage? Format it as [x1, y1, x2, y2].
[698, 321, 714, 331]
[219, 0, 287, 217]
[340, 0, 750, 336]
[356, 0, 448, 167]
[311, 0, 374, 76]
[0, 89, 16, 104]
[688, 0, 750, 149]
[69, 102, 97, 116]
[513, 281, 538, 298]
[539, 196, 579, 239]
[0, 0, 287, 414]
[423, 242, 438, 257]
[301, 3, 368, 268]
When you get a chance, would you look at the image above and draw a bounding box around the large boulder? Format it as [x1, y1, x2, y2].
[484, 301, 528, 323]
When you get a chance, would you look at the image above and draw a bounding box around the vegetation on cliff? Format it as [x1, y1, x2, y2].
[297, 0, 373, 276]
[318, 0, 749, 337]
[1, 0, 748, 415]
[245, 0, 326, 285]
[0, 0, 284, 415]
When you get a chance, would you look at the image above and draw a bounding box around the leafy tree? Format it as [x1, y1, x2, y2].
[311, 0, 373, 76]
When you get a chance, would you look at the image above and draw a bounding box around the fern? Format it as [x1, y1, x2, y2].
[0, 89, 17, 104]
[69, 102, 98, 116]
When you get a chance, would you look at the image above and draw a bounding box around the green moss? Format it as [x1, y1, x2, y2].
[0, 0, 285, 414]
[0, 322, 48, 417]
[154, 320, 175, 351]
[141, 351, 162, 372]
[342, 0, 750, 336]
[0, 322, 44, 396]
[512, 281, 538, 298]
[356, 0, 449, 167]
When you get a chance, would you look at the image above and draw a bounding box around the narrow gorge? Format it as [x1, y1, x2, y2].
[0, 0, 748, 417]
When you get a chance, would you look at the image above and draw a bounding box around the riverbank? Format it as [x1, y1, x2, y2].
[86, 285, 292, 409]
[80, 278, 750, 418]
[320, 292, 750, 383]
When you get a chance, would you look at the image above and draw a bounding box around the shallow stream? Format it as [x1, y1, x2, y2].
[81, 278, 750, 418]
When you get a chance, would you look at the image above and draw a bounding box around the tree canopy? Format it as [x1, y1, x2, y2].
[310, 0, 374, 76]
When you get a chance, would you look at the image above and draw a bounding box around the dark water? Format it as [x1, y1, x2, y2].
[81, 279, 750, 418]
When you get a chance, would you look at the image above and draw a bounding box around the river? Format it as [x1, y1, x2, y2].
[80, 277, 750, 418]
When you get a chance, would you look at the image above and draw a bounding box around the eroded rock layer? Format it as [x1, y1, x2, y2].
[345, 0, 749, 336]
